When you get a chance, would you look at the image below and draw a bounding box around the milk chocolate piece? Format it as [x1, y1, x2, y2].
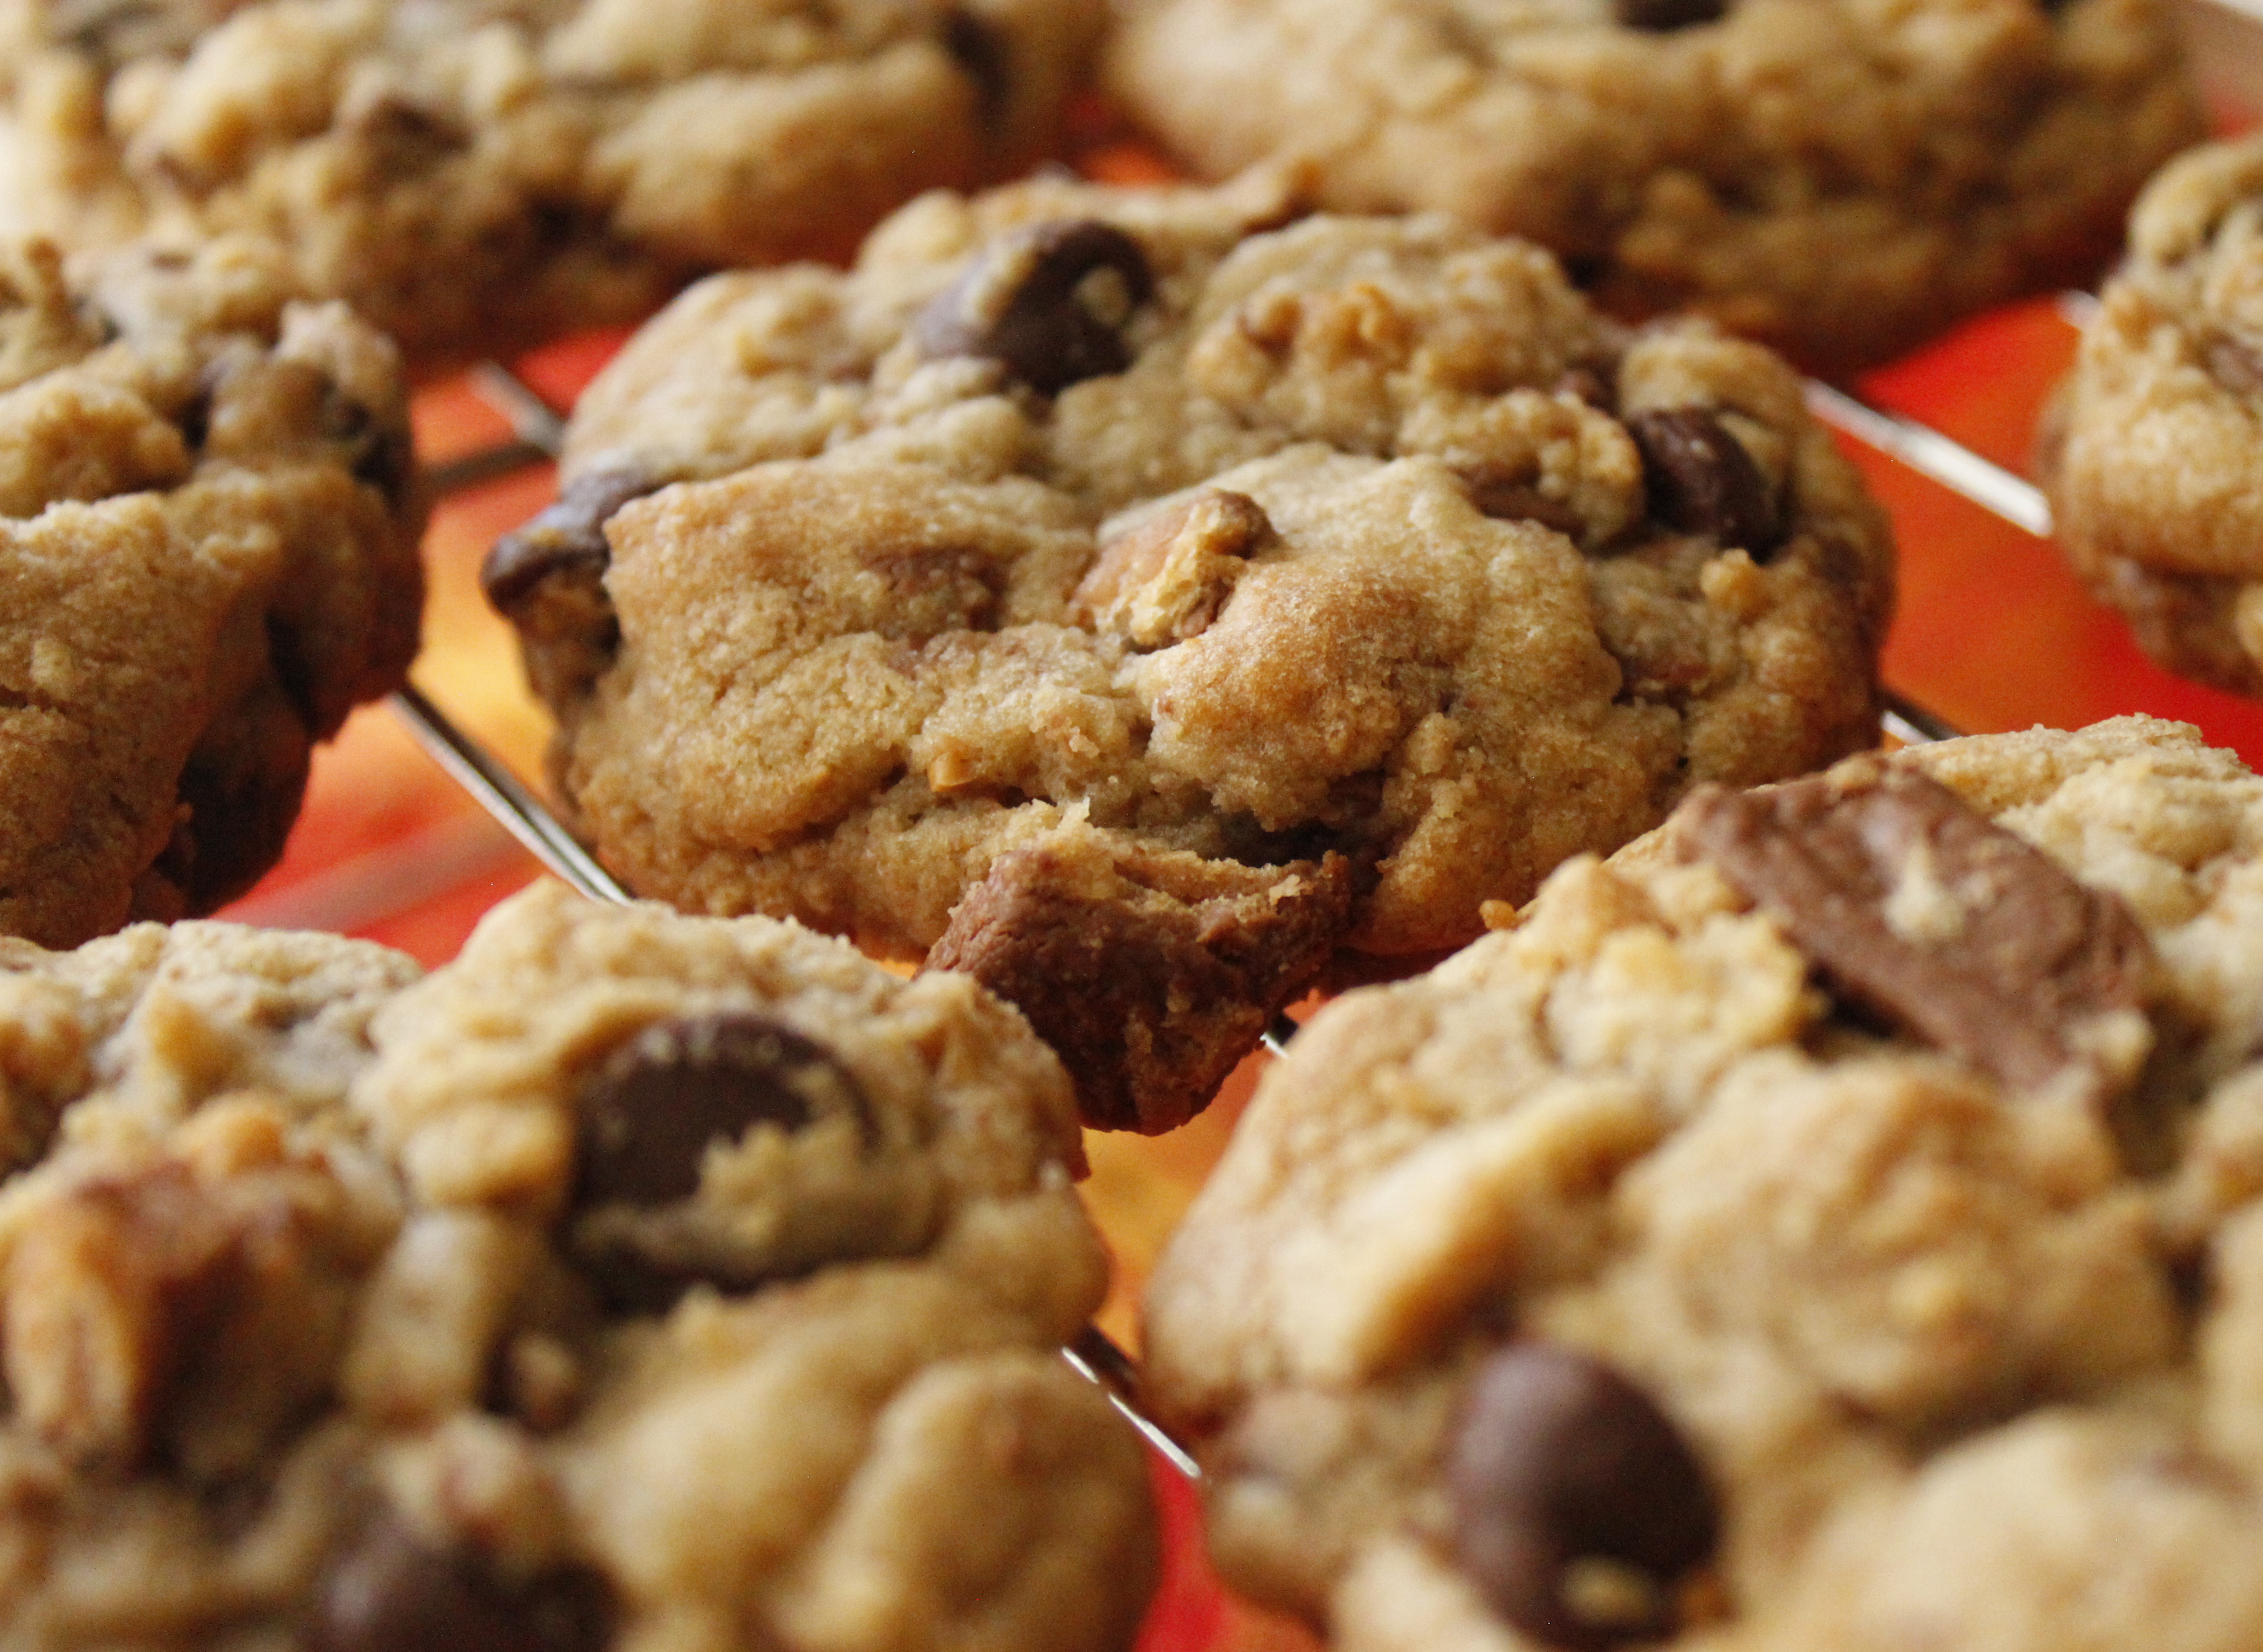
[1672, 762, 2155, 1096]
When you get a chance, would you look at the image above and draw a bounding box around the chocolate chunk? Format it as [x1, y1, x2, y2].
[1449, 1343, 1719, 1650]
[1626, 407, 1781, 557]
[1456, 470, 1589, 539]
[574, 1012, 872, 1210]
[913, 219, 1154, 396]
[1671, 761, 2157, 1098]
[305, 1506, 612, 1652]
[924, 838, 1355, 1132]
[942, 9, 1011, 128]
[481, 467, 660, 612]
[1614, 0, 1729, 28]
[1073, 489, 1269, 646]
[1554, 363, 1616, 411]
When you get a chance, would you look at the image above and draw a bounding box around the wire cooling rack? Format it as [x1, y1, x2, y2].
[360, 0, 2263, 1437]
[378, 339, 2024, 1481]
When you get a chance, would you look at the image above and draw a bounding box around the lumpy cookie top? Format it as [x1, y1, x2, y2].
[1102, 0, 2202, 373]
[0, 0, 1101, 359]
[488, 173, 1895, 1127]
[0, 883, 1157, 1651]
[1144, 716, 2263, 1652]
[2042, 132, 2263, 700]
[0, 232, 422, 949]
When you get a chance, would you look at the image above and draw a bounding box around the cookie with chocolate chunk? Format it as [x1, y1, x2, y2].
[1101, 0, 2201, 373]
[486, 172, 1897, 1130]
[0, 232, 422, 948]
[1145, 716, 2263, 1652]
[2042, 132, 2263, 699]
[0, 883, 1158, 1650]
[0, 0, 1100, 360]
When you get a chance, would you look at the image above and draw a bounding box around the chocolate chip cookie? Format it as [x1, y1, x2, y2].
[486, 172, 1897, 1132]
[2041, 132, 2263, 699]
[0, 0, 1101, 359]
[0, 232, 423, 949]
[1102, 0, 2203, 373]
[1144, 715, 2263, 1652]
[0, 882, 1159, 1650]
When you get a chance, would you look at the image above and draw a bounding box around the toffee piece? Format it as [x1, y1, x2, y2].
[1145, 718, 2263, 1652]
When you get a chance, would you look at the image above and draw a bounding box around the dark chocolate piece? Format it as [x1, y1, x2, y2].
[305, 1505, 613, 1652]
[913, 219, 1154, 396]
[1626, 407, 1781, 557]
[1449, 1341, 1720, 1650]
[574, 1012, 873, 1210]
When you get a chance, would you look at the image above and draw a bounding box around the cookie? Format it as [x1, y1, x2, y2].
[0, 0, 1101, 360]
[485, 172, 1897, 1131]
[0, 232, 423, 949]
[2041, 132, 2263, 699]
[0, 882, 1158, 1650]
[1101, 0, 2203, 374]
[1143, 716, 2263, 1652]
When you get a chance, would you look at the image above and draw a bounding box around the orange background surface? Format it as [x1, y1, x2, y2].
[209, 105, 2263, 1652]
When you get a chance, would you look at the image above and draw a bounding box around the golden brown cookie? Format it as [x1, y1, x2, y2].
[2042, 132, 2263, 699]
[1103, 0, 2203, 373]
[488, 173, 1897, 1130]
[0, 232, 422, 948]
[0, 0, 1101, 360]
[0, 885, 1158, 1650]
[1146, 716, 2263, 1652]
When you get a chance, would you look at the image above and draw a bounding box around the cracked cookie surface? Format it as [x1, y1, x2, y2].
[489, 174, 1896, 1125]
[0, 882, 1157, 1651]
[0, 231, 422, 948]
[0, 0, 1100, 360]
[1144, 715, 2263, 1652]
[2042, 132, 2263, 700]
[1101, 0, 2202, 373]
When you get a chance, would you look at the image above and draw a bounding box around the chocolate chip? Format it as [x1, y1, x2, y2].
[481, 467, 660, 612]
[304, 1506, 612, 1652]
[318, 383, 415, 509]
[1671, 761, 2157, 1099]
[1449, 1343, 1719, 1650]
[942, 9, 1011, 128]
[1626, 407, 1781, 556]
[573, 1012, 872, 1210]
[1614, 0, 1728, 28]
[913, 219, 1154, 396]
